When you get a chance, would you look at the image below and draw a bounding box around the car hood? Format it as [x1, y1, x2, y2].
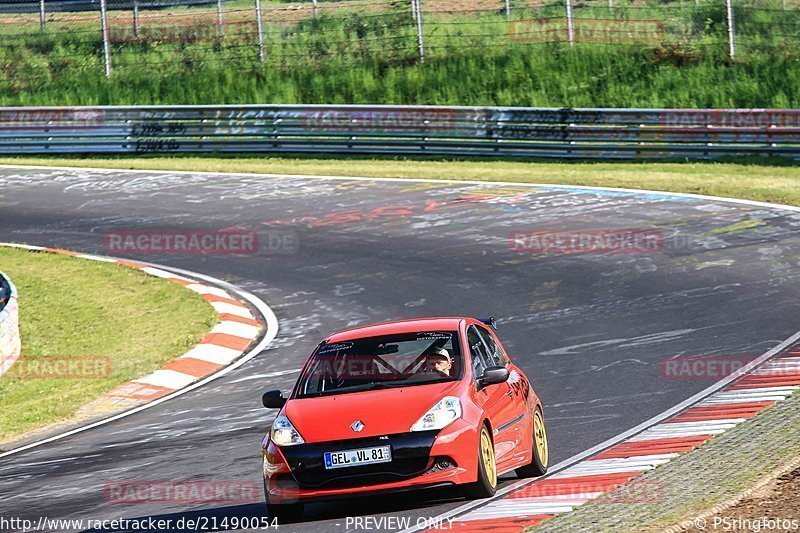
[284, 380, 462, 443]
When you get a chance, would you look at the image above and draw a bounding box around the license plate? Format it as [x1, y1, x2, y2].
[324, 445, 392, 469]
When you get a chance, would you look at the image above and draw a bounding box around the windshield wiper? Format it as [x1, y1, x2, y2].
[301, 381, 408, 398]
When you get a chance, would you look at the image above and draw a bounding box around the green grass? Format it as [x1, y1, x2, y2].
[0, 247, 217, 442]
[1, 0, 799, 106]
[3, 155, 800, 207]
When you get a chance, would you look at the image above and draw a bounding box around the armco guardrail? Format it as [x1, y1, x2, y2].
[1, 105, 799, 159]
[0, 272, 21, 378]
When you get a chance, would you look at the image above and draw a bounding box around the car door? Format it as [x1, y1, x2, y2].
[477, 325, 532, 465]
[468, 325, 518, 468]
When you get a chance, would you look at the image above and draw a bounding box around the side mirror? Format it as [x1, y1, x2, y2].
[262, 390, 287, 409]
[479, 316, 498, 330]
[477, 366, 509, 390]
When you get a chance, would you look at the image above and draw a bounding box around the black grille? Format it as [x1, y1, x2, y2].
[279, 431, 439, 489]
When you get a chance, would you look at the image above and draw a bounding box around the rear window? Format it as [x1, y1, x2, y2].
[294, 331, 462, 398]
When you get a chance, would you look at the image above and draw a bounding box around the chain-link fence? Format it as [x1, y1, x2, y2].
[0, 0, 798, 79]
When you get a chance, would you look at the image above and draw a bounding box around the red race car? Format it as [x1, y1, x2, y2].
[260, 317, 548, 519]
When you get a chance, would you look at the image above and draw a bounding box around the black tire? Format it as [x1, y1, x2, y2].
[266, 502, 304, 523]
[516, 407, 548, 478]
[464, 425, 498, 499]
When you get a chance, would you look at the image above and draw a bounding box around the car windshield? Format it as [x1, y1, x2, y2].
[294, 331, 462, 398]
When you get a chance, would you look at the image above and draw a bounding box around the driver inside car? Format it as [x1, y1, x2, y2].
[423, 347, 452, 377]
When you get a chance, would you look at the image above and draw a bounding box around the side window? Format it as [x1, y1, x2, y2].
[476, 325, 505, 367]
[467, 326, 490, 380]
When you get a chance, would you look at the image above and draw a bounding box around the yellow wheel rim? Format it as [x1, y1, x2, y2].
[480, 427, 497, 488]
[533, 410, 549, 468]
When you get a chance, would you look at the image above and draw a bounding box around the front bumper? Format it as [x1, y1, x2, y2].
[264, 420, 478, 504]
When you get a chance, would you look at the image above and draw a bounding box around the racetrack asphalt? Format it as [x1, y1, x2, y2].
[0, 167, 799, 532]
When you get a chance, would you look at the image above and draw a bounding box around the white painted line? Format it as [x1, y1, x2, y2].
[0, 255, 279, 460]
[186, 283, 232, 299]
[627, 430, 727, 442]
[501, 494, 605, 504]
[715, 386, 798, 396]
[752, 367, 800, 375]
[655, 419, 747, 429]
[643, 418, 747, 433]
[211, 301, 254, 319]
[133, 369, 197, 390]
[140, 266, 193, 281]
[0, 242, 45, 250]
[662, 417, 749, 425]
[760, 360, 800, 367]
[464, 503, 577, 517]
[180, 344, 243, 365]
[584, 453, 679, 465]
[551, 464, 658, 477]
[698, 396, 789, 405]
[211, 321, 260, 339]
[76, 254, 118, 263]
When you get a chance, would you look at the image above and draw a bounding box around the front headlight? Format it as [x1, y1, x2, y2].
[411, 396, 462, 432]
[270, 415, 305, 446]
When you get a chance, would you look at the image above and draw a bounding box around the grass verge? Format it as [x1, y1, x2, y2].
[0, 247, 217, 442]
[2, 155, 800, 207]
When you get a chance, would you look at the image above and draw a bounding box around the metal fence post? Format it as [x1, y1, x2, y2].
[216, 0, 223, 38]
[565, 0, 574, 46]
[312, 0, 318, 17]
[39, 0, 45, 31]
[255, 0, 265, 62]
[133, 0, 139, 37]
[100, 0, 111, 78]
[414, 0, 424, 62]
[725, 0, 735, 58]
[504, 0, 510, 18]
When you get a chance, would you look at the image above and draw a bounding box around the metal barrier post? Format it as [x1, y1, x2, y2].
[39, 0, 45, 31]
[565, 0, 574, 46]
[312, 0, 318, 17]
[504, 0, 510, 18]
[217, 0, 223, 38]
[414, 0, 425, 62]
[133, 0, 139, 37]
[725, 0, 735, 58]
[100, 0, 112, 77]
[255, 0, 265, 62]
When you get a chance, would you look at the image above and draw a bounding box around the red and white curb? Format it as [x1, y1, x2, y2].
[0, 242, 278, 459]
[412, 339, 800, 533]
